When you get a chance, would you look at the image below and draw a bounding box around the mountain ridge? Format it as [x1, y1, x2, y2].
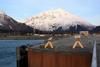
[0, 10, 33, 33]
[0, 9, 99, 34]
[25, 9, 95, 32]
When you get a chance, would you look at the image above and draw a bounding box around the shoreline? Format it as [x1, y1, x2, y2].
[0, 35, 50, 40]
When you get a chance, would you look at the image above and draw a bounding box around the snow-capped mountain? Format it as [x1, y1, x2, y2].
[25, 8, 94, 32]
[0, 10, 33, 33]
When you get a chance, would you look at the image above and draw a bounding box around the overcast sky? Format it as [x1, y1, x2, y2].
[0, 0, 100, 25]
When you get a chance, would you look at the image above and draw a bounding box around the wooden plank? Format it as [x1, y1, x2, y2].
[56, 53, 72, 67]
[71, 54, 92, 67]
[28, 49, 92, 67]
[42, 52, 56, 67]
[28, 49, 42, 67]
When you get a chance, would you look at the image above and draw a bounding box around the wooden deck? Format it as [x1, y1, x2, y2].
[16, 35, 100, 67]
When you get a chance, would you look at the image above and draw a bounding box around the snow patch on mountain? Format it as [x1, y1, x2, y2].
[25, 8, 94, 31]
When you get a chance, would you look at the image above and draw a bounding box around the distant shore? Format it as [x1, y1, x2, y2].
[0, 33, 100, 40]
[0, 35, 51, 40]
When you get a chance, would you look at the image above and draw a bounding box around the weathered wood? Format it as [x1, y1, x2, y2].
[44, 37, 53, 48]
[73, 35, 84, 48]
[28, 48, 92, 67]
[28, 49, 42, 67]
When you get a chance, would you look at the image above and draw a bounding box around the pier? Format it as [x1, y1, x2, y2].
[16, 35, 99, 67]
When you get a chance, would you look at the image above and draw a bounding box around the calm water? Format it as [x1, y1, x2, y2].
[0, 40, 44, 67]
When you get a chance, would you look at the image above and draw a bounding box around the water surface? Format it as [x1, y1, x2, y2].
[0, 40, 44, 67]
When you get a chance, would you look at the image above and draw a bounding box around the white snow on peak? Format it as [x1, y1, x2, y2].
[0, 10, 5, 15]
[25, 8, 93, 31]
[0, 10, 6, 25]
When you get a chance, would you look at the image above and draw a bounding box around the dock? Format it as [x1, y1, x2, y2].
[16, 35, 100, 67]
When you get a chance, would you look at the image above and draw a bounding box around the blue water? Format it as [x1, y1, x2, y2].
[0, 40, 44, 67]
